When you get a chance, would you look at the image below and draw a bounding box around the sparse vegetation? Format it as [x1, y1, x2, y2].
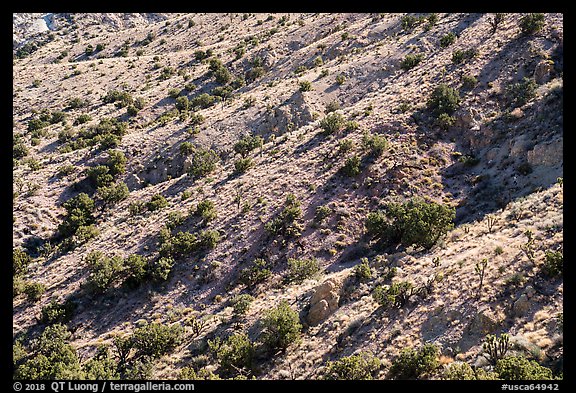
[260, 300, 302, 350]
[324, 352, 381, 380]
[388, 343, 439, 379]
[519, 13, 545, 36]
[287, 258, 320, 282]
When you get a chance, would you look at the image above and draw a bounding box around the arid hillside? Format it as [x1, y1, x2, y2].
[13, 13, 563, 381]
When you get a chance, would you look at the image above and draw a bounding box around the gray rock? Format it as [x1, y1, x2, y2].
[512, 294, 530, 317]
[534, 60, 554, 84]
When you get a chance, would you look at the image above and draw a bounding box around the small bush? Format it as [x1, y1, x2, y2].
[85, 251, 125, 293]
[133, 322, 183, 358]
[342, 155, 362, 177]
[233, 134, 263, 158]
[239, 258, 271, 288]
[335, 74, 346, 85]
[198, 230, 220, 250]
[190, 93, 217, 109]
[324, 352, 381, 380]
[362, 132, 388, 156]
[439, 32, 456, 47]
[97, 182, 129, 205]
[354, 258, 372, 281]
[519, 13, 545, 36]
[175, 96, 190, 112]
[194, 200, 217, 223]
[287, 258, 320, 282]
[427, 84, 460, 117]
[264, 194, 303, 238]
[208, 333, 254, 375]
[542, 250, 563, 277]
[40, 298, 76, 325]
[452, 48, 477, 64]
[13, 248, 32, 277]
[124, 254, 149, 287]
[57, 193, 96, 238]
[234, 157, 255, 174]
[506, 77, 537, 108]
[389, 343, 439, 379]
[299, 80, 313, 92]
[260, 300, 302, 350]
[230, 294, 254, 316]
[373, 281, 414, 308]
[186, 147, 219, 178]
[442, 362, 477, 380]
[24, 282, 47, 302]
[436, 113, 456, 130]
[103, 90, 133, 107]
[495, 356, 553, 380]
[150, 256, 175, 282]
[74, 114, 92, 125]
[146, 194, 168, 211]
[400, 53, 423, 71]
[315, 205, 332, 222]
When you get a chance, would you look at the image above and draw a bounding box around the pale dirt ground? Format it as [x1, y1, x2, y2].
[13, 13, 562, 379]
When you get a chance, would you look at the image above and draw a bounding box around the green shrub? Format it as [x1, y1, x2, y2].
[542, 250, 563, 277]
[315, 205, 332, 222]
[13, 142, 29, 160]
[373, 281, 414, 308]
[198, 230, 220, 250]
[146, 194, 168, 211]
[439, 32, 456, 47]
[400, 53, 423, 70]
[129, 201, 145, 216]
[354, 258, 372, 281]
[335, 74, 346, 85]
[85, 251, 125, 293]
[97, 182, 130, 205]
[342, 155, 362, 177]
[287, 258, 320, 282]
[442, 362, 477, 380]
[103, 90, 133, 107]
[234, 157, 255, 174]
[74, 114, 92, 125]
[150, 256, 175, 282]
[299, 80, 313, 92]
[133, 322, 183, 358]
[260, 300, 302, 350]
[68, 97, 89, 109]
[57, 193, 96, 238]
[362, 132, 388, 156]
[506, 77, 537, 108]
[366, 198, 455, 249]
[264, 194, 303, 238]
[519, 13, 545, 36]
[239, 258, 271, 288]
[324, 352, 381, 380]
[194, 199, 217, 223]
[452, 48, 477, 64]
[186, 147, 219, 178]
[24, 282, 47, 302]
[461, 74, 478, 89]
[325, 100, 341, 113]
[159, 231, 198, 259]
[427, 84, 460, 117]
[436, 113, 456, 130]
[190, 93, 217, 109]
[495, 356, 553, 380]
[13, 248, 32, 277]
[233, 134, 263, 158]
[213, 67, 232, 85]
[401, 14, 425, 31]
[124, 254, 149, 287]
[208, 333, 254, 374]
[189, 112, 205, 125]
[230, 294, 254, 316]
[82, 347, 119, 380]
[40, 298, 76, 325]
[175, 96, 190, 111]
[389, 343, 439, 379]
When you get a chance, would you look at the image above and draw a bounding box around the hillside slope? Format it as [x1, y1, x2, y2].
[13, 12, 563, 381]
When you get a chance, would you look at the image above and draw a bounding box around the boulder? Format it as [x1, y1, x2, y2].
[307, 278, 340, 326]
[512, 294, 531, 317]
[534, 60, 554, 84]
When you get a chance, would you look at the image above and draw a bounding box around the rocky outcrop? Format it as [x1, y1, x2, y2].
[512, 294, 531, 317]
[307, 278, 340, 326]
[534, 60, 554, 84]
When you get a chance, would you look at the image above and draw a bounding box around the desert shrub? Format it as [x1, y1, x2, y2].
[439, 32, 456, 47]
[194, 199, 217, 223]
[299, 80, 313, 92]
[82, 347, 119, 380]
[72, 224, 100, 246]
[519, 13, 545, 36]
[15, 324, 83, 380]
[230, 294, 254, 316]
[362, 132, 388, 156]
[24, 282, 46, 302]
[189, 112, 205, 125]
[354, 258, 372, 281]
[68, 97, 89, 109]
[146, 194, 168, 211]
[189, 93, 217, 109]
[126, 105, 139, 116]
[325, 100, 341, 113]
[335, 74, 346, 85]
[442, 362, 476, 380]
[287, 258, 320, 282]
[401, 14, 426, 31]
[133, 322, 183, 358]
[186, 147, 219, 178]
[239, 258, 271, 288]
[427, 84, 460, 117]
[175, 96, 190, 112]
[13, 247, 32, 277]
[260, 300, 302, 350]
[129, 201, 145, 216]
[400, 53, 423, 70]
[40, 298, 76, 325]
[179, 142, 195, 156]
[168, 88, 181, 99]
[57, 193, 96, 238]
[245, 66, 265, 82]
[124, 254, 149, 287]
[198, 230, 220, 250]
[366, 198, 454, 249]
[389, 343, 439, 379]
[97, 182, 129, 205]
[461, 74, 478, 90]
[233, 134, 263, 158]
[103, 90, 133, 107]
[264, 194, 303, 238]
[506, 77, 537, 108]
[150, 256, 175, 282]
[342, 155, 362, 177]
[179, 367, 221, 380]
[160, 66, 175, 80]
[542, 250, 563, 277]
[324, 352, 381, 380]
[208, 333, 254, 375]
[87, 165, 113, 188]
[74, 114, 92, 125]
[372, 281, 414, 308]
[436, 113, 456, 130]
[85, 251, 125, 293]
[452, 48, 477, 64]
[315, 205, 332, 222]
[28, 118, 50, 133]
[159, 231, 198, 259]
[13, 142, 29, 160]
[213, 67, 232, 85]
[234, 157, 255, 174]
[495, 356, 553, 380]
